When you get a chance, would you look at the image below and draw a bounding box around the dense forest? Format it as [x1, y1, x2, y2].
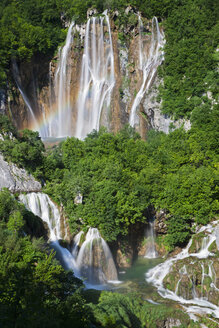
[0, 0, 219, 327]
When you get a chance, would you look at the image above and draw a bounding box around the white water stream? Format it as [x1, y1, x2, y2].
[75, 11, 115, 139]
[146, 222, 219, 319]
[129, 16, 165, 127]
[55, 22, 75, 137]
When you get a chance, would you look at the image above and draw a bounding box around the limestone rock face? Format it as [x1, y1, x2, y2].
[0, 154, 41, 192]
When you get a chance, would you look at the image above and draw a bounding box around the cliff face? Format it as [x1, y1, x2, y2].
[0, 154, 41, 193]
[5, 9, 189, 138]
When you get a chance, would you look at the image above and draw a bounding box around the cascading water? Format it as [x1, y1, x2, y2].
[129, 16, 165, 127]
[19, 192, 77, 272]
[75, 11, 115, 139]
[75, 227, 118, 284]
[144, 219, 157, 259]
[19, 193, 118, 285]
[146, 222, 219, 319]
[72, 231, 84, 258]
[55, 22, 75, 137]
[42, 22, 75, 138]
[19, 192, 62, 240]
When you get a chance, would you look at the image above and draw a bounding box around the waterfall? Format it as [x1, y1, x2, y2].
[19, 192, 77, 272]
[75, 227, 118, 284]
[19, 192, 62, 241]
[12, 61, 38, 130]
[72, 231, 84, 258]
[146, 222, 219, 319]
[55, 21, 75, 137]
[129, 16, 165, 127]
[144, 219, 157, 258]
[138, 14, 143, 70]
[19, 193, 117, 285]
[75, 11, 115, 140]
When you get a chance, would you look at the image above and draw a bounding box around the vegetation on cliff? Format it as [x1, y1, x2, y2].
[43, 109, 218, 249]
[1, 111, 218, 250]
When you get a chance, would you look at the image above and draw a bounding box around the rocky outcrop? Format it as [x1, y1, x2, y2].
[163, 221, 219, 306]
[0, 154, 41, 192]
[154, 210, 168, 234]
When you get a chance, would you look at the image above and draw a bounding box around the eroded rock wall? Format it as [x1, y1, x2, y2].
[6, 9, 190, 138]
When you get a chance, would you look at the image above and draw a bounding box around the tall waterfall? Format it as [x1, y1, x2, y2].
[19, 193, 118, 285]
[146, 222, 219, 319]
[75, 11, 115, 139]
[55, 22, 75, 137]
[144, 219, 157, 259]
[129, 16, 165, 127]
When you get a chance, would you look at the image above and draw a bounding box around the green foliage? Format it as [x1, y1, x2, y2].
[45, 127, 151, 241]
[165, 216, 191, 249]
[0, 188, 89, 328]
[0, 0, 66, 86]
[44, 104, 218, 247]
[159, 0, 219, 118]
[90, 291, 193, 328]
[0, 115, 45, 177]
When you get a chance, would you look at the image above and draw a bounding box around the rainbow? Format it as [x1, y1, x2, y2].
[29, 101, 75, 139]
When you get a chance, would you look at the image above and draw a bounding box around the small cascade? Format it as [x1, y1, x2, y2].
[209, 261, 219, 292]
[144, 219, 157, 259]
[146, 222, 219, 319]
[75, 227, 118, 284]
[12, 61, 38, 130]
[129, 16, 165, 127]
[19, 192, 62, 240]
[75, 11, 115, 140]
[19, 192, 77, 272]
[200, 263, 206, 299]
[72, 231, 84, 258]
[175, 265, 187, 295]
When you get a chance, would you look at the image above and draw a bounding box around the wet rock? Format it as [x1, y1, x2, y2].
[164, 318, 181, 328]
[125, 6, 135, 15]
[155, 210, 168, 234]
[87, 8, 98, 18]
[116, 248, 133, 268]
[0, 154, 41, 193]
[74, 193, 83, 205]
